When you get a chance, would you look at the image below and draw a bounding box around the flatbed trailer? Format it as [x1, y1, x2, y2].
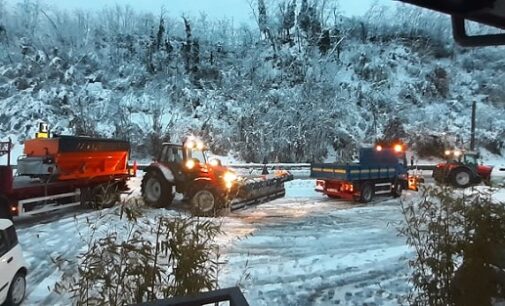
[0, 132, 135, 219]
[311, 144, 419, 203]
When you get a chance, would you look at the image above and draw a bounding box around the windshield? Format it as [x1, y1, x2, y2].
[187, 149, 207, 164]
[464, 154, 478, 166]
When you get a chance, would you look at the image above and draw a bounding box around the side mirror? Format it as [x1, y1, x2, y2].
[209, 158, 222, 167]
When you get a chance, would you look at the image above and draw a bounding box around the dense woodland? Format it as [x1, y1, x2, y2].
[0, 0, 504, 162]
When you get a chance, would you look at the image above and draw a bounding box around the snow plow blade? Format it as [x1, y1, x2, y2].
[230, 172, 294, 211]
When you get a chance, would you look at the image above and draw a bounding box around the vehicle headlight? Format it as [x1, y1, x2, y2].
[186, 159, 196, 169]
[223, 171, 237, 188]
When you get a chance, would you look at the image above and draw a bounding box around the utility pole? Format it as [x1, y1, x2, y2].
[470, 101, 476, 151]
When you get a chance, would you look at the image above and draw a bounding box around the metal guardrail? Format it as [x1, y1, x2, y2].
[134, 287, 249, 306]
[7, 163, 436, 171]
[136, 164, 436, 171]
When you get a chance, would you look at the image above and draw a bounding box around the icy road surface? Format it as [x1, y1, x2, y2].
[220, 180, 412, 305]
[18, 179, 412, 305]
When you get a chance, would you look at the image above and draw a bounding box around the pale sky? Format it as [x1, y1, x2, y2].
[6, 0, 393, 23]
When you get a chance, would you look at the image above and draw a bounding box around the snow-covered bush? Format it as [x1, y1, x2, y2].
[410, 133, 448, 158]
[400, 186, 505, 306]
[54, 203, 222, 305]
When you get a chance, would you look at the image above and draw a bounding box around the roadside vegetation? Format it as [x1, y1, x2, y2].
[401, 186, 505, 306]
[53, 201, 224, 305]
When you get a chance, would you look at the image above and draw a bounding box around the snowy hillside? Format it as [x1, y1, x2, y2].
[0, 1, 504, 162]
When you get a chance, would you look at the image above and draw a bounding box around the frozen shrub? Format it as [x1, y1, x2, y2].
[427, 66, 449, 98]
[411, 134, 447, 158]
[400, 186, 505, 306]
[482, 135, 504, 155]
[382, 117, 407, 141]
[55, 203, 222, 305]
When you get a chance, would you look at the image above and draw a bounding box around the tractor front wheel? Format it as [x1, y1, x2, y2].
[187, 183, 224, 217]
[141, 171, 174, 208]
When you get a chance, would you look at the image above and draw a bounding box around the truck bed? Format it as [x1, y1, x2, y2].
[310, 163, 400, 182]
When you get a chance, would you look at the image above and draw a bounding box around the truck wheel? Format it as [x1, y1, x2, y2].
[141, 171, 173, 208]
[5, 271, 26, 306]
[188, 183, 224, 217]
[359, 182, 374, 203]
[450, 168, 472, 188]
[94, 183, 121, 209]
[392, 180, 403, 198]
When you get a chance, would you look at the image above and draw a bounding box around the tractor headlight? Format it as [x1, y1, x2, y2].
[223, 171, 237, 189]
[196, 140, 205, 150]
[186, 159, 196, 169]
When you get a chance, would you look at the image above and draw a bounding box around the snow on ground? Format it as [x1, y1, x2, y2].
[220, 180, 412, 305]
[17, 179, 415, 306]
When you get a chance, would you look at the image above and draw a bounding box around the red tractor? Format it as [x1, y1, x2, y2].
[433, 150, 493, 188]
[141, 137, 293, 216]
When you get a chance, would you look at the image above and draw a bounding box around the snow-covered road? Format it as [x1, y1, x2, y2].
[17, 179, 413, 305]
[220, 180, 412, 305]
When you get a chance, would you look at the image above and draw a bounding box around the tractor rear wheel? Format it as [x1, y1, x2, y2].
[187, 183, 224, 217]
[359, 182, 374, 203]
[141, 171, 174, 208]
[450, 168, 472, 188]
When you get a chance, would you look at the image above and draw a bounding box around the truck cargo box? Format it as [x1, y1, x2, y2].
[310, 148, 407, 182]
[22, 136, 130, 181]
[310, 163, 399, 182]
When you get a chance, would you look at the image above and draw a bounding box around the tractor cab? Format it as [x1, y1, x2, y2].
[444, 149, 478, 165]
[158, 138, 229, 183]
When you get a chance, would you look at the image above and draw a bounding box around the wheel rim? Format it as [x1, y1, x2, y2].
[11, 275, 25, 304]
[145, 178, 162, 202]
[194, 190, 215, 213]
[456, 172, 470, 186]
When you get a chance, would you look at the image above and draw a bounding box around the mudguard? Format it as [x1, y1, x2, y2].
[146, 163, 175, 183]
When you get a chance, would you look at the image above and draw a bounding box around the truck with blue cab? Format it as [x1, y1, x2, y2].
[311, 143, 421, 203]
